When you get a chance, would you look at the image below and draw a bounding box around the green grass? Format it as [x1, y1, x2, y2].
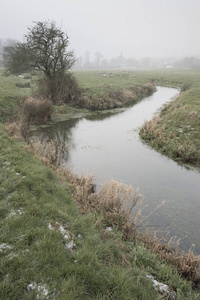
[72, 70, 156, 110]
[137, 70, 200, 168]
[0, 125, 199, 299]
[73, 69, 200, 90]
[0, 69, 31, 122]
[1, 69, 200, 298]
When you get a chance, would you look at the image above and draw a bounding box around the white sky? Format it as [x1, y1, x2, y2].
[0, 0, 200, 59]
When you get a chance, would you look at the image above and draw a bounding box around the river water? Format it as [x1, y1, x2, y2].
[36, 87, 200, 254]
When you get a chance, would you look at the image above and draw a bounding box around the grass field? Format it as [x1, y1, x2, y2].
[1, 69, 200, 299]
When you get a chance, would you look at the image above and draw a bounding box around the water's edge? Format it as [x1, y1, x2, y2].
[35, 87, 200, 254]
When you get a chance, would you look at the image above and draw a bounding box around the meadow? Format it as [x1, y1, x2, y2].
[1, 68, 200, 299]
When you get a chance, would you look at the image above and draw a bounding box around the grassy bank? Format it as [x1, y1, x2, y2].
[72, 70, 156, 110]
[1, 124, 199, 299]
[1, 69, 200, 298]
[0, 71, 31, 122]
[137, 69, 200, 168]
[73, 69, 200, 168]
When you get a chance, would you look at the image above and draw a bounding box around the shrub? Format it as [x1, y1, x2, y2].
[20, 97, 53, 141]
[20, 97, 53, 124]
[36, 72, 81, 105]
[181, 82, 191, 92]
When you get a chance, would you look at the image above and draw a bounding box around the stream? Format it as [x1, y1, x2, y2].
[35, 87, 200, 254]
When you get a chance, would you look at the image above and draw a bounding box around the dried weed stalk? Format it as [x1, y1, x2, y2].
[139, 231, 200, 286]
[5, 122, 23, 141]
[56, 168, 142, 239]
[24, 139, 67, 167]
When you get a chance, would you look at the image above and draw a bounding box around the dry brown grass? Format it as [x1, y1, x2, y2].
[138, 231, 200, 286]
[5, 122, 23, 141]
[79, 83, 155, 110]
[20, 97, 53, 124]
[140, 116, 198, 163]
[19, 97, 53, 142]
[24, 139, 67, 167]
[56, 167, 142, 239]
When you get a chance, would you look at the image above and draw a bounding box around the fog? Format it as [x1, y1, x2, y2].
[1, 0, 200, 60]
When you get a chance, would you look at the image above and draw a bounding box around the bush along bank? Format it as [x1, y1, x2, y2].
[140, 88, 200, 168]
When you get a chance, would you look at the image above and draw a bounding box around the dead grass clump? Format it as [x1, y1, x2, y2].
[189, 111, 198, 119]
[142, 116, 162, 134]
[140, 116, 198, 163]
[139, 232, 200, 286]
[56, 167, 142, 239]
[24, 139, 67, 167]
[20, 97, 53, 125]
[96, 180, 142, 238]
[5, 122, 22, 141]
[19, 97, 53, 141]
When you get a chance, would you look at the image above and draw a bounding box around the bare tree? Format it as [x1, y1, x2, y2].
[3, 21, 77, 103]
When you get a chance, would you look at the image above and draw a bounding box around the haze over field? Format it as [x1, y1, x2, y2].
[0, 0, 200, 60]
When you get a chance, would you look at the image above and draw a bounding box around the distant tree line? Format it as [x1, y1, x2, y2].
[1, 28, 200, 72]
[73, 51, 200, 70]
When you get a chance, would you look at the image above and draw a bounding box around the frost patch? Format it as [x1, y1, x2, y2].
[7, 208, 24, 218]
[0, 243, 12, 252]
[146, 275, 176, 300]
[65, 240, 75, 251]
[27, 282, 49, 299]
[8, 252, 18, 260]
[106, 227, 113, 232]
[48, 222, 76, 252]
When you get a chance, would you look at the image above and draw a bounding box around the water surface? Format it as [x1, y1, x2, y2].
[37, 87, 200, 253]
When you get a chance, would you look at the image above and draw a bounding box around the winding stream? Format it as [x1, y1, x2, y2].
[36, 87, 200, 254]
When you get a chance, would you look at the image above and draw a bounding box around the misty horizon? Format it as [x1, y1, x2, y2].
[1, 0, 200, 61]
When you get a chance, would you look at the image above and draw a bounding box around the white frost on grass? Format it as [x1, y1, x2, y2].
[6, 208, 24, 218]
[146, 275, 176, 300]
[27, 282, 49, 299]
[0, 243, 12, 252]
[106, 227, 113, 232]
[48, 222, 76, 252]
[65, 240, 75, 251]
[48, 223, 53, 230]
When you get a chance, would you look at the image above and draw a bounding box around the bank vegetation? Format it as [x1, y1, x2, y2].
[1, 69, 200, 299]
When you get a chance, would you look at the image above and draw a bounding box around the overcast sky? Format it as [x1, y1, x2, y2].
[1, 0, 200, 59]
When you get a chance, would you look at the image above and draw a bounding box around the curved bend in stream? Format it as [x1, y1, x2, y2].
[36, 87, 200, 254]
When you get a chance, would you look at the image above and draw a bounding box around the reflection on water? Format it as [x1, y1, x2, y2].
[36, 87, 200, 254]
